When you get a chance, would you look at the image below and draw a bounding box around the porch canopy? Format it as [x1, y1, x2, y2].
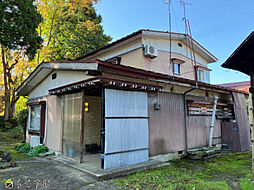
[48, 76, 163, 95]
[222, 32, 254, 75]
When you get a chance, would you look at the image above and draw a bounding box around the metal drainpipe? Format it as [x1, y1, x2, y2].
[183, 88, 196, 151]
[209, 97, 218, 147]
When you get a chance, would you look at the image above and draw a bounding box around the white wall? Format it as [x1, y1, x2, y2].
[142, 37, 209, 66]
[29, 70, 91, 99]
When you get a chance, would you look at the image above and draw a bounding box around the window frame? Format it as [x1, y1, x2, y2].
[27, 101, 46, 143]
[198, 69, 205, 82]
[173, 63, 181, 75]
[29, 104, 42, 131]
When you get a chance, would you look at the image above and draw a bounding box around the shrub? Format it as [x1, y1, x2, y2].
[27, 145, 48, 157]
[15, 109, 28, 129]
[13, 109, 28, 141]
[10, 127, 23, 139]
[0, 116, 17, 132]
[16, 143, 31, 153]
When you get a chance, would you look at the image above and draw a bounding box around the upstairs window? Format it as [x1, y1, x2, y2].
[173, 63, 181, 75]
[171, 58, 184, 75]
[197, 67, 210, 83]
[198, 69, 205, 82]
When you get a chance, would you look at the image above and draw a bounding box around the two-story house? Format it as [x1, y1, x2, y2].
[16, 29, 249, 170]
[76, 29, 216, 83]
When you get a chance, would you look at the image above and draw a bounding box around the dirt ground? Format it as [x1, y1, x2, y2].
[0, 158, 123, 190]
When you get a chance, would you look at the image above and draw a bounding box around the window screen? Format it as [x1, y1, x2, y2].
[30, 105, 41, 131]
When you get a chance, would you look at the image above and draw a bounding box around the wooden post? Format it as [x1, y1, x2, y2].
[80, 89, 85, 163]
[248, 92, 254, 181]
[250, 72, 254, 181]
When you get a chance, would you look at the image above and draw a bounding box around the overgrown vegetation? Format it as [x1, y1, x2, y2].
[15, 143, 30, 153]
[112, 152, 254, 190]
[27, 145, 48, 157]
[0, 114, 33, 162]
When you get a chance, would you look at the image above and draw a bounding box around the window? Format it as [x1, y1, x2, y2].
[173, 63, 181, 74]
[29, 105, 41, 131]
[198, 69, 204, 82]
[198, 68, 210, 83]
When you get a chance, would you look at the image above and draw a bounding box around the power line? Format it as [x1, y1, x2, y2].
[193, 11, 254, 38]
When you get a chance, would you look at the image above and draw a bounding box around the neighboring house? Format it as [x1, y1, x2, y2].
[17, 29, 250, 170]
[218, 81, 250, 93]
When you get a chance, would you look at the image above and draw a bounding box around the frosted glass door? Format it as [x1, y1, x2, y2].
[62, 93, 82, 160]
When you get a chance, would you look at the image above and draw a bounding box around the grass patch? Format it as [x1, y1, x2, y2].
[1, 144, 34, 161]
[111, 152, 253, 190]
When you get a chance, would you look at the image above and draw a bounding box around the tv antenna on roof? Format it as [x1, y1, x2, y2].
[180, 0, 198, 85]
[162, 0, 174, 79]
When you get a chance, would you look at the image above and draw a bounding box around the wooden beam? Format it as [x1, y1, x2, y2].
[80, 89, 85, 163]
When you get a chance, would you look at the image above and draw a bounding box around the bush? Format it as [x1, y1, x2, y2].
[0, 116, 17, 132]
[27, 145, 48, 157]
[16, 143, 31, 153]
[15, 109, 28, 129]
[14, 109, 28, 141]
[10, 127, 23, 139]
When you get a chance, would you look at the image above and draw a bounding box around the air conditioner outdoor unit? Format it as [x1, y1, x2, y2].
[30, 135, 40, 148]
[144, 45, 158, 58]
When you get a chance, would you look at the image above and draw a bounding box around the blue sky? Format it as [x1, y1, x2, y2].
[95, 0, 254, 84]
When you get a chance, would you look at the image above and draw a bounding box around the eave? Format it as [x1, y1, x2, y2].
[16, 61, 99, 96]
[222, 32, 254, 75]
[48, 76, 163, 95]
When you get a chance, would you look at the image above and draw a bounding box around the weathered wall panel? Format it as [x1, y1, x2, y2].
[148, 92, 185, 156]
[149, 92, 222, 156]
[186, 116, 221, 149]
[221, 121, 241, 152]
[232, 92, 251, 151]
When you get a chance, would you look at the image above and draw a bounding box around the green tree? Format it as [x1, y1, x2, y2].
[0, 0, 42, 120]
[36, 0, 111, 61]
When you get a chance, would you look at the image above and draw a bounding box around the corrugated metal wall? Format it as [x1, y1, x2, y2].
[148, 93, 185, 156]
[187, 116, 221, 149]
[103, 89, 149, 169]
[149, 92, 222, 156]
